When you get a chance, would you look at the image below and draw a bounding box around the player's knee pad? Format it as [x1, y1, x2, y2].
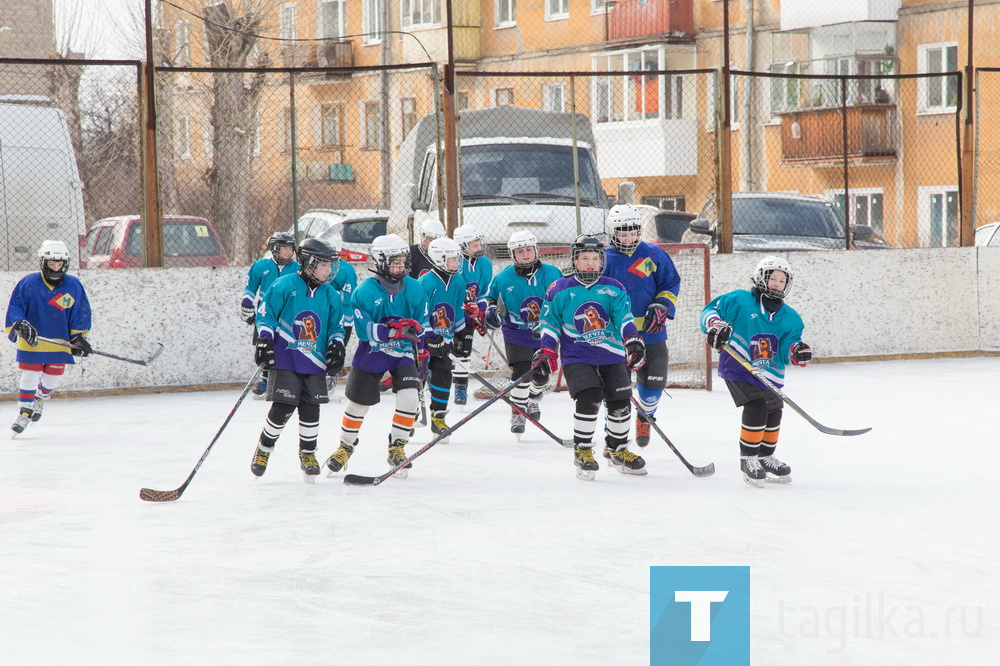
[766, 404, 784, 428]
[267, 402, 296, 425]
[741, 397, 770, 428]
[297, 401, 320, 423]
[510, 360, 532, 380]
[606, 399, 631, 420]
[396, 387, 419, 413]
[575, 387, 604, 415]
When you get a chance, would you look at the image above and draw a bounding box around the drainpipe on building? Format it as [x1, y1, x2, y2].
[741, 0, 755, 192]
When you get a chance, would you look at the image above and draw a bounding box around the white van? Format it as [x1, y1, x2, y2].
[0, 96, 85, 271]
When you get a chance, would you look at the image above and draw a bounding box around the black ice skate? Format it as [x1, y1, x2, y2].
[388, 437, 412, 479]
[606, 444, 648, 475]
[251, 445, 272, 477]
[299, 450, 320, 483]
[325, 442, 355, 476]
[526, 397, 541, 422]
[11, 408, 33, 436]
[573, 445, 599, 481]
[740, 455, 765, 488]
[30, 397, 45, 423]
[759, 455, 792, 483]
[510, 408, 526, 439]
[635, 413, 652, 448]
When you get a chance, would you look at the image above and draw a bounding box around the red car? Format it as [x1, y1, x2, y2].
[83, 215, 229, 268]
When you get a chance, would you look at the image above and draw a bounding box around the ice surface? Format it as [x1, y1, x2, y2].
[1, 358, 997, 664]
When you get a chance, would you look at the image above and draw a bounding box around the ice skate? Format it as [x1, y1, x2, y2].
[11, 408, 33, 436]
[388, 438, 412, 479]
[573, 445, 599, 481]
[430, 412, 450, 444]
[510, 409, 526, 439]
[740, 455, 765, 488]
[759, 455, 792, 484]
[324, 442, 355, 476]
[30, 397, 45, 423]
[299, 450, 320, 483]
[635, 413, 652, 448]
[251, 445, 272, 477]
[526, 396, 542, 422]
[606, 444, 647, 475]
[453, 381, 468, 407]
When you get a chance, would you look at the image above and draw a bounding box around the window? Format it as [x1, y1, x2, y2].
[918, 43, 958, 113]
[280, 4, 297, 40]
[918, 186, 959, 247]
[545, 0, 568, 20]
[363, 0, 382, 44]
[496, 0, 515, 26]
[319, 0, 345, 40]
[282, 107, 293, 152]
[705, 70, 739, 131]
[177, 116, 191, 159]
[457, 91, 470, 110]
[401, 0, 440, 27]
[401, 98, 417, 141]
[202, 121, 213, 157]
[320, 103, 343, 147]
[768, 62, 802, 119]
[494, 88, 514, 107]
[363, 101, 381, 149]
[175, 20, 190, 65]
[829, 189, 884, 235]
[593, 49, 670, 124]
[542, 83, 565, 113]
[592, 0, 607, 13]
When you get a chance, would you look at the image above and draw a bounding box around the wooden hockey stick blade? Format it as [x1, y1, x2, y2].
[138, 487, 183, 502]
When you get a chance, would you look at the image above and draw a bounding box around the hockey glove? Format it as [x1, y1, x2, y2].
[706, 318, 732, 351]
[386, 318, 422, 342]
[790, 341, 813, 367]
[425, 333, 452, 359]
[484, 303, 503, 330]
[454, 328, 474, 359]
[531, 347, 559, 381]
[643, 303, 671, 335]
[254, 335, 276, 368]
[70, 333, 93, 358]
[463, 303, 487, 335]
[11, 320, 38, 346]
[326, 339, 346, 376]
[624, 335, 647, 371]
[240, 303, 256, 325]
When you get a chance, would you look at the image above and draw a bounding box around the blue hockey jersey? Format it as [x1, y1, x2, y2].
[256, 273, 344, 375]
[701, 289, 804, 389]
[603, 241, 680, 345]
[4, 273, 92, 364]
[241, 257, 299, 310]
[485, 263, 563, 348]
[460, 255, 493, 310]
[539, 276, 638, 366]
[352, 275, 430, 373]
[419, 269, 467, 344]
[330, 260, 359, 327]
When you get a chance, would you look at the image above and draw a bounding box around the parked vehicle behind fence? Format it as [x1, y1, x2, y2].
[289, 208, 388, 261]
[83, 215, 229, 268]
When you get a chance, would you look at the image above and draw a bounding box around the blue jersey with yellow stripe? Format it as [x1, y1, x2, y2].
[4, 272, 92, 364]
[603, 241, 680, 345]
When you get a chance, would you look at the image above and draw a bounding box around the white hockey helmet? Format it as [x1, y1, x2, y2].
[427, 237, 463, 275]
[38, 240, 70, 284]
[752, 255, 793, 300]
[507, 230, 540, 276]
[420, 217, 446, 241]
[605, 204, 642, 254]
[370, 233, 411, 282]
[453, 224, 484, 259]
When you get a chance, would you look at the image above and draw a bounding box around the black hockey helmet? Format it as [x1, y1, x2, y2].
[297, 237, 337, 287]
[267, 232, 296, 266]
[570, 234, 606, 286]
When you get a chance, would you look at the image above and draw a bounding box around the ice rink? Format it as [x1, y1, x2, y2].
[1, 357, 996, 664]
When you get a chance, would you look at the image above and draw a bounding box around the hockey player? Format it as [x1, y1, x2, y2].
[536, 235, 648, 480]
[326, 233, 358, 346]
[602, 204, 681, 447]
[483, 230, 562, 436]
[5, 240, 93, 434]
[700, 255, 811, 487]
[408, 217, 446, 278]
[451, 224, 493, 407]
[241, 232, 298, 396]
[324, 234, 430, 479]
[417, 237, 467, 440]
[250, 238, 345, 483]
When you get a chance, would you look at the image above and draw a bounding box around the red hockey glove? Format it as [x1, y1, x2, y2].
[706, 318, 732, 351]
[387, 318, 422, 341]
[531, 347, 559, 380]
[790, 341, 812, 367]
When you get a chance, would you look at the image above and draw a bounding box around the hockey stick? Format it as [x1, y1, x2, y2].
[630, 397, 715, 477]
[139, 366, 264, 502]
[343, 362, 541, 486]
[721, 345, 872, 437]
[484, 328, 510, 365]
[410, 339, 428, 426]
[38, 335, 164, 366]
[471, 371, 573, 447]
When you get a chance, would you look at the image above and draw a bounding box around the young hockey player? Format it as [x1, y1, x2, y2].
[451, 224, 493, 406]
[483, 230, 562, 437]
[324, 234, 430, 479]
[250, 238, 345, 483]
[408, 217, 446, 278]
[326, 233, 358, 345]
[536, 235, 648, 480]
[700, 255, 811, 487]
[418, 237, 467, 441]
[602, 204, 681, 447]
[242, 232, 298, 395]
[5, 240, 93, 435]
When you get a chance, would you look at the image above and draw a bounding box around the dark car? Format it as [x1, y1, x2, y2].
[682, 193, 891, 252]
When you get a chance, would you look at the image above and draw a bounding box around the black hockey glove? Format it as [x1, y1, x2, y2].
[326, 339, 346, 376]
[425, 333, 452, 358]
[12, 320, 38, 346]
[70, 333, 93, 358]
[624, 335, 646, 371]
[484, 303, 502, 330]
[706, 318, 732, 351]
[254, 335, 276, 367]
[532, 347, 559, 381]
[240, 303, 256, 325]
[790, 341, 813, 367]
[454, 328, 474, 359]
[643, 303, 672, 334]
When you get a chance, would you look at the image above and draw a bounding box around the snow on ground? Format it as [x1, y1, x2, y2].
[1, 357, 997, 664]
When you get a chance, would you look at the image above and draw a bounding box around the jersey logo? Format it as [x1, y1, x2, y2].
[627, 256, 657, 278]
[520, 296, 543, 323]
[430, 303, 456, 332]
[465, 283, 479, 303]
[750, 334, 780, 362]
[292, 311, 321, 349]
[573, 302, 611, 342]
[48, 292, 75, 310]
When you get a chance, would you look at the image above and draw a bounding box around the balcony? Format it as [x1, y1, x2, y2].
[608, 0, 693, 42]
[777, 104, 897, 165]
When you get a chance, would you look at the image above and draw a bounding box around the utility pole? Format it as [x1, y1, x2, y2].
[141, 0, 163, 267]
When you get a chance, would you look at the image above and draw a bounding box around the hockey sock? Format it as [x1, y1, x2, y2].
[428, 362, 452, 413]
[17, 370, 41, 409]
[605, 400, 631, 448]
[573, 388, 603, 445]
[759, 410, 782, 456]
[636, 383, 662, 420]
[259, 402, 296, 449]
[340, 401, 371, 446]
[739, 398, 769, 456]
[392, 388, 420, 442]
[528, 379, 546, 402]
[453, 357, 470, 385]
[510, 380, 530, 411]
[297, 402, 320, 453]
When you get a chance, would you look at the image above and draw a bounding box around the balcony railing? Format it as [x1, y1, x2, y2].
[777, 105, 897, 165]
[608, 0, 693, 42]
